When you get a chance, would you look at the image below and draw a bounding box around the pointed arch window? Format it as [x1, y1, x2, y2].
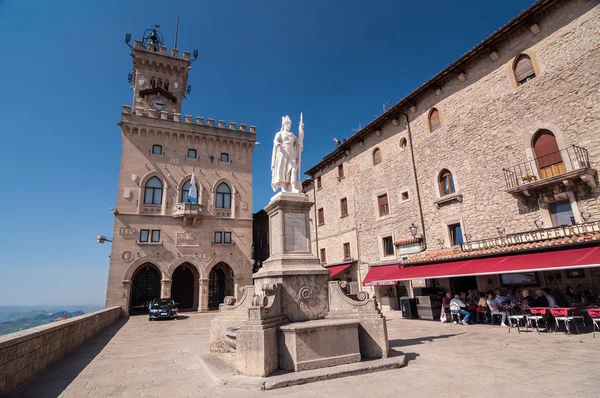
[514, 54, 536, 85]
[372, 148, 382, 166]
[181, 179, 198, 203]
[164, 79, 170, 91]
[216, 183, 232, 209]
[429, 108, 441, 132]
[144, 177, 163, 205]
[157, 78, 163, 88]
[438, 169, 455, 197]
[150, 76, 156, 88]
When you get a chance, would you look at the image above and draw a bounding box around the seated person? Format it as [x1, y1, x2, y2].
[521, 289, 536, 307]
[535, 289, 549, 307]
[468, 289, 480, 306]
[450, 294, 471, 326]
[565, 285, 578, 306]
[494, 289, 506, 306]
[542, 288, 558, 308]
[486, 291, 507, 327]
[477, 291, 488, 308]
[577, 284, 595, 304]
[505, 288, 519, 303]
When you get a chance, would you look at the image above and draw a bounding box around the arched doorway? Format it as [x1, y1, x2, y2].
[533, 130, 564, 179]
[171, 263, 198, 310]
[208, 262, 234, 310]
[130, 263, 161, 314]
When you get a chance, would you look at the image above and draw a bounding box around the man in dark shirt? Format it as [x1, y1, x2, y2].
[534, 289, 549, 307]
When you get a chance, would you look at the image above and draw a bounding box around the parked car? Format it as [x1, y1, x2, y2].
[148, 298, 178, 320]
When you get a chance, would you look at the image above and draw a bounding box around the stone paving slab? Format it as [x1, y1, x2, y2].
[9, 312, 600, 397]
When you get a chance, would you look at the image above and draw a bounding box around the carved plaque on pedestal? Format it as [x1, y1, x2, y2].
[284, 212, 307, 252]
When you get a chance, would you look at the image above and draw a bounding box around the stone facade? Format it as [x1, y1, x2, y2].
[105, 40, 256, 313]
[304, 0, 600, 297]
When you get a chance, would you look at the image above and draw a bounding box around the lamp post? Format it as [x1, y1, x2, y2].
[97, 235, 112, 244]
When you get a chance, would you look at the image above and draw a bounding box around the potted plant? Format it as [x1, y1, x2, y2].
[521, 174, 537, 184]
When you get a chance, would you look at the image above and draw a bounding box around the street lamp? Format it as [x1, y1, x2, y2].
[97, 235, 112, 244]
[409, 223, 418, 238]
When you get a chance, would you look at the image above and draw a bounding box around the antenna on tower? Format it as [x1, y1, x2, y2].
[174, 14, 180, 49]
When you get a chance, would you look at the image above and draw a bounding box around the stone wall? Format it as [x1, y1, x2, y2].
[0, 307, 121, 394]
[305, 0, 600, 295]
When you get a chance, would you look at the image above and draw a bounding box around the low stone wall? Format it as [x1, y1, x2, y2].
[0, 306, 122, 394]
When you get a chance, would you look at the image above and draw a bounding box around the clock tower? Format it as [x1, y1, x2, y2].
[128, 27, 196, 115]
[105, 26, 257, 315]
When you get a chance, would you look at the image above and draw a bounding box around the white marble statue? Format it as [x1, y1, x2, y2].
[271, 114, 304, 193]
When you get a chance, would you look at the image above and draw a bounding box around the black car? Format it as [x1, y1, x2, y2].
[148, 298, 179, 320]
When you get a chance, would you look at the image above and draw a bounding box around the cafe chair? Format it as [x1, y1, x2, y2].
[505, 305, 526, 334]
[549, 308, 580, 336]
[587, 305, 600, 338]
[523, 306, 548, 334]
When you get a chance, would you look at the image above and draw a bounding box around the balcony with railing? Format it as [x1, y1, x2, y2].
[172, 202, 203, 226]
[502, 145, 596, 195]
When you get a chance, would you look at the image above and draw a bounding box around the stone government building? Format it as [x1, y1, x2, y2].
[105, 35, 256, 313]
[303, 0, 600, 309]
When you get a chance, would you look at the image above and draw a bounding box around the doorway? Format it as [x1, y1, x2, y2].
[208, 262, 234, 310]
[171, 263, 197, 310]
[451, 276, 478, 295]
[130, 263, 161, 314]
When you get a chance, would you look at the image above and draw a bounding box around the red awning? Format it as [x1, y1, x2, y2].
[327, 263, 352, 278]
[385, 246, 600, 281]
[363, 264, 399, 286]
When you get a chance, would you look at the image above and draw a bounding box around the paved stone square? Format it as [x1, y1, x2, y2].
[11, 312, 600, 397]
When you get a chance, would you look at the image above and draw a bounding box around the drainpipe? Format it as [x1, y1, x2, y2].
[404, 112, 427, 251]
[310, 176, 320, 256]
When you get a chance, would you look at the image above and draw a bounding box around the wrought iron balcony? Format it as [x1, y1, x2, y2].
[502, 145, 596, 195]
[172, 202, 203, 226]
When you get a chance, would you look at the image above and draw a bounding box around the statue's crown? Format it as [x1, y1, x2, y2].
[282, 115, 291, 125]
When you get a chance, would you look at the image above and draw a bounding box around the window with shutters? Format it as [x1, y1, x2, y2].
[438, 169, 455, 197]
[514, 54, 536, 85]
[340, 197, 348, 217]
[316, 176, 322, 190]
[382, 236, 394, 256]
[378, 194, 390, 217]
[318, 208, 325, 225]
[533, 129, 564, 179]
[448, 224, 463, 246]
[372, 148, 382, 166]
[338, 164, 345, 179]
[429, 108, 441, 132]
[343, 243, 351, 260]
[320, 248, 327, 264]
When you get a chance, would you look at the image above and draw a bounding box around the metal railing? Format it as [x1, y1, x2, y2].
[503, 145, 590, 190]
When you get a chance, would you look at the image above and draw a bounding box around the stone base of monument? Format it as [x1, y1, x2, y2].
[199, 351, 405, 391]
[207, 193, 397, 389]
[279, 319, 361, 372]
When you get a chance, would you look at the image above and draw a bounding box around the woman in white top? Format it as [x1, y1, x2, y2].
[486, 291, 507, 327]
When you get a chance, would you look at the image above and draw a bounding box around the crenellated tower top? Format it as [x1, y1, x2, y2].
[125, 26, 198, 115]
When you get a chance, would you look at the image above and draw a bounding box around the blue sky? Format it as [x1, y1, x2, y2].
[0, 0, 533, 306]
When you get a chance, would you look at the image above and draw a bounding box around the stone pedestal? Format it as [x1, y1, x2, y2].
[279, 319, 361, 372]
[253, 192, 329, 322]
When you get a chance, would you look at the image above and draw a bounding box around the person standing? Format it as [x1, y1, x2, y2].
[442, 292, 452, 323]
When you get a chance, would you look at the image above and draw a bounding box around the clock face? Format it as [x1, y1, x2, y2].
[150, 97, 166, 111]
